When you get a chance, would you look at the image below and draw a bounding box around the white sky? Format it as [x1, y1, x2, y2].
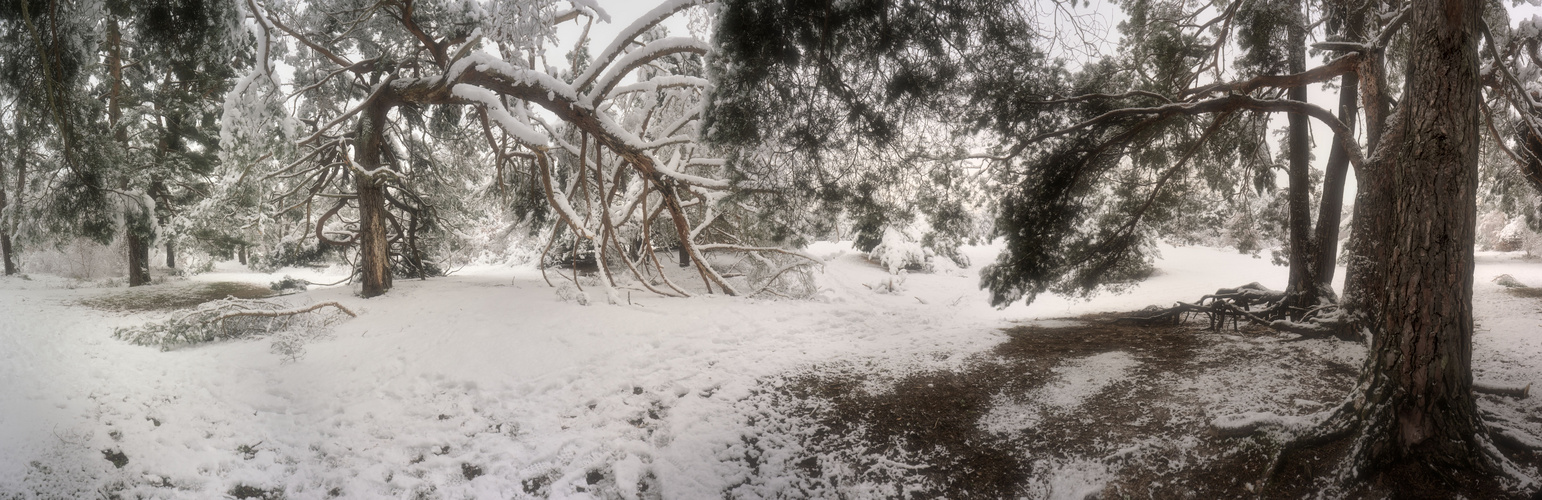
[550, 1, 692, 71]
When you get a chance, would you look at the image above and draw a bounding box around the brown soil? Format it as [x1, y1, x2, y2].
[81, 281, 275, 311]
[730, 315, 1538, 499]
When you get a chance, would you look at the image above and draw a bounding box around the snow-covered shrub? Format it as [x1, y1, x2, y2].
[270, 275, 308, 294]
[555, 283, 591, 305]
[744, 254, 820, 299]
[1497, 218, 1525, 251]
[1493, 274, 1528, 288]
[113, 298, 352, 351]
[870, 272, 907, 294]
[269, 325, 329, 363]
[19, 237, 126, 280]
[868, 227, 931, 274]
[1496, 217, 1542, 254]
[1477, 210, 1510, 250]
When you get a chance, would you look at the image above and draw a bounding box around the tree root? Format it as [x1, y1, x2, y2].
[1118, 282, 1363, 341]
[1213, 399, 1542, 496]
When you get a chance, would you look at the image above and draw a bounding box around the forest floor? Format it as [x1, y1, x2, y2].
[2, 243, 1542, 499]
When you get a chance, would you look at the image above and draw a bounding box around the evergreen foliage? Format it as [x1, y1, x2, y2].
[707, 0, 1283, 306]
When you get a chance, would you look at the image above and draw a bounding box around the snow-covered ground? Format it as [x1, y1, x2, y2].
[2, 243, 1540, 498]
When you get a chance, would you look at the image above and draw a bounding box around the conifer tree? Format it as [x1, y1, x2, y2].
[709, 0, 1542, 488]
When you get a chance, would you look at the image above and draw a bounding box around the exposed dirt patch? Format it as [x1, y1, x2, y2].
[1506, 287, 1542, 299]
[731, 315, 1533, 498]
[81, 281, 275, 311]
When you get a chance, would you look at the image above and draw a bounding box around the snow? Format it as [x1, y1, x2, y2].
[654, 149, 729, 189]
[608, 75, 711, 97]
[451, 84, 551, 147]
[979, 351, 1140, 435]
[4, 243, 1542, 497]
[573, 0, 703, 91]
[583, 37, 712, 106]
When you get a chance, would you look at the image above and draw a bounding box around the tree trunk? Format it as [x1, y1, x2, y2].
[1310, 75, 1359, 291]
[238, 245, 247, 266]
[0, 233, 13, 276]
[1307, 0, 1370, 295]
[1, 134, 14, 276]
[355, 102, 393, 298]
[165, 240, 175, 269]
[127, 232, 151, 286]
[107, 17, 151, 287]
[1281, 0, 1318, 318]
[1342, 0, 1486, 473]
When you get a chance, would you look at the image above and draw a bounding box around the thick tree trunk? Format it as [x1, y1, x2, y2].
[108, 18, 151, 287]
[238, 245, 248, 266]
[1281, 0, 1318, 318]
[165, 240, 175, 269]
[127, 233, 151, 286]
[1342, 0, 1486, 473]
[354, 102, 393, 298]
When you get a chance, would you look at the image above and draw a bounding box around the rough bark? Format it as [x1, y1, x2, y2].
[6, 133, 22, 275]
[108, 18, 152, 287]
[126, 233, 151, 285]
[1342, 0, 1486, 473]
[1, 135, 14, 276]
[1280, 0, 1319, 318]
[354, 101, 393, 298]
[1310, 1, 1368, 293]
[1311, 72, 1356, 291]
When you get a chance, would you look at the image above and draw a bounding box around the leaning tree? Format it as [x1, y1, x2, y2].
[224, 0, 816, 299]
[709, 0, 1542, 491]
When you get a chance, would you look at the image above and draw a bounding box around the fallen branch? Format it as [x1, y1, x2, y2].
[211, 301, 357, 323]
[1474, 382, 1531, 399]
[114, 298, 357, 351]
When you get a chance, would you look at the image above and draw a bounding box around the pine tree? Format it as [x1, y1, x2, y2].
[709, 0, 1541, 488]
[0, 0, 238, 284]
[224, 0, 809, 299]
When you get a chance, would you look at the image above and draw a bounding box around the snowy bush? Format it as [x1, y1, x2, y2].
[555, 283, 591, 305]
[19, 237, 127, 280]
[269, 326, 328, 363]
[1477, 210, 1510, 250]
[1497, 218, 1526, 251]
[744, 254, 820, 299]
[113, 298, 353, 352]
[870, 272, 907, 294]
[868, 227, 931, 274]
[270, 275, 308, 294]
[1495, 217, 1542, 254]
[1493, 274, 1528, 288]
